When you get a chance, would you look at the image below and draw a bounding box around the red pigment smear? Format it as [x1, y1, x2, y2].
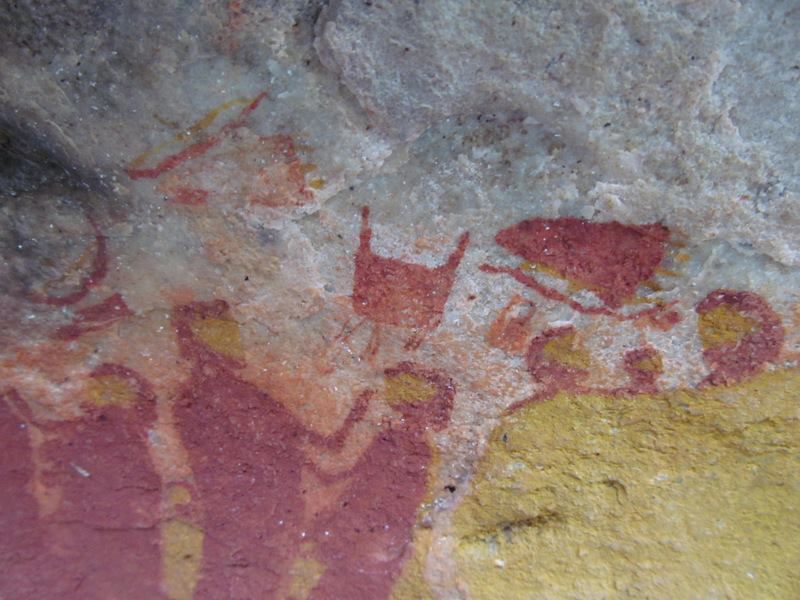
[28, 217, 108, 307]
[486, 217, 670, 309]
[171, 300, 308, 598]
[353, 206, 469, 331]
[126, 92, 268, 180]
[696, 289, 784, 386]
[168, 187, 209, 206]
[52, 292, 134, 341]
[306, 363, 455, 600]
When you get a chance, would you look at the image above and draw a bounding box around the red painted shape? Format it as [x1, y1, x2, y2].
[52, 293, 134, 340]
[696, 289, 784, 386]
[352, 207, 469, 331]
[171, 300, 307, 598]
[38, 364, 163, 599]
[621, 346, 662, 394]
[0, 391, 54, 599]
[28, 217, 108, 307]
[126, 92, 268, 180]
[1, 366, 163, 599]
[481, 217, 673, 321]
[307, 363, 455, 600]
[169, 187, 210, 205]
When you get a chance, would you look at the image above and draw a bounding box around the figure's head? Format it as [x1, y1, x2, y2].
[171, 299, 247, 369]
[383, 362, 455, 431]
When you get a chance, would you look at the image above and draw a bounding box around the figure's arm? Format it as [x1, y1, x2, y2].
[303, 391, 383, 477]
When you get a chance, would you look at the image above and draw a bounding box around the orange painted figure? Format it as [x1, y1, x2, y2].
[349, 207, 470, 354]
[481, 217, 677, 323]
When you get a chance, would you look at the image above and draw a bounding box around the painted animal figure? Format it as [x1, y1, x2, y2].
[350, 206, 470, 354]
[481, 217, 675, 322]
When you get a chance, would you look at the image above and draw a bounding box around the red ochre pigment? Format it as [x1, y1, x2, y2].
[696, 289, 784, 386]
[1, 392, 50, 598]
[52, 293, 134, 341]
[172, 300, 308, 598]
[27, 216, 108, 307]
[306, 363, 455, 600]
[1, 365, 163, 599]
[481, 217, 674, 322]
[352, 206, 469, 351]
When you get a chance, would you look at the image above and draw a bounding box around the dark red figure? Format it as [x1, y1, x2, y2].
[351, 207, 469, 352]
[1, 392, 50, 599]
[1, 365, 163, 599]
[696, 289, 784, 386]
[171, 300, 307, 599]
[481, 217, 674, 321]
[306, 363, 455, 600]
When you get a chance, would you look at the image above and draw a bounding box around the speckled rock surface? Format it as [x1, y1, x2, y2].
[1, 1, 798, 598]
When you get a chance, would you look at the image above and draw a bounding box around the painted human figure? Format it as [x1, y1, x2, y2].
[302, 362, 455, 600]
[1, 365, 163, 599]
[171, 300, 310, 599]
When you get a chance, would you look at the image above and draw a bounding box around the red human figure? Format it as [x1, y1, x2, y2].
[305, 362, 455, 600]
[350, 206, 470, 354]
[481, 217, 678, 323]
[1, 365, 164, 599]
[696, 289, 784, 386]
[171, 300, 308, 599]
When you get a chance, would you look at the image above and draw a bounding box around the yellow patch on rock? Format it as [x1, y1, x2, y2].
[86, 375, 137, 407]
[385, 373, 436, 406]
[542, 331, 590, 370]
[286, 543, 326, 599]
[698, 304, 759, 349]
[190, 316, 245, 360]
[162, 519, 204, 600]
[453, 368, 800, 599]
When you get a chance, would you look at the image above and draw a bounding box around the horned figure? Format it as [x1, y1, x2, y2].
[481, 217, 678, 324]
[349, 206, 470, 355]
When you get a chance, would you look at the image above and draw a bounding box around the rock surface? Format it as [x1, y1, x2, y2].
[0, 1, 798, 598]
